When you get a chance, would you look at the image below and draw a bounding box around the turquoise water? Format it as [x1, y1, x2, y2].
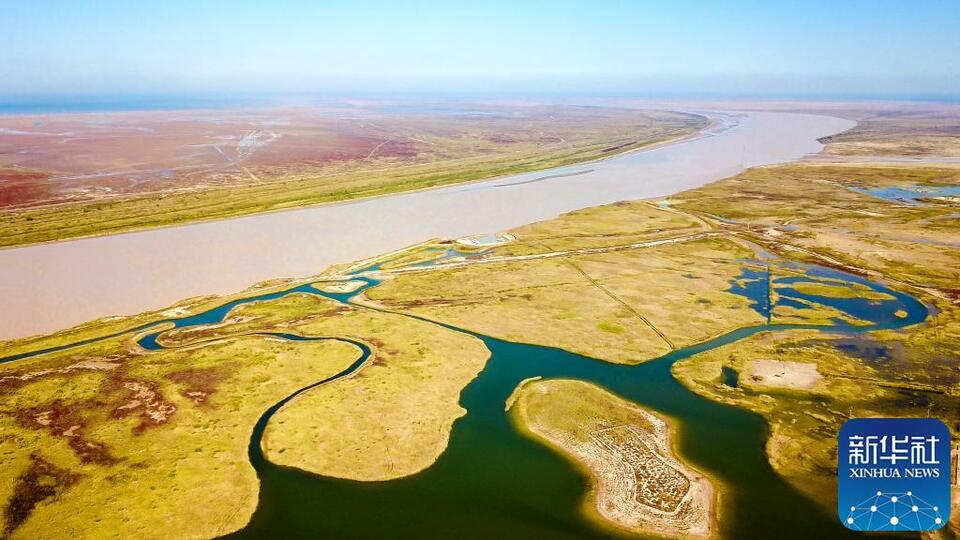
[0, 262, 926, 539]
[229, 262, 924, 539]
[728, 265, 771, 321]
[849, 185, 960, 205]
[721, 366, 740, 388]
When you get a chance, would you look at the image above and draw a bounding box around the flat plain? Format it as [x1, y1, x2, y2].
[0, 103, 704, 247]
[1, 101, 958, 539]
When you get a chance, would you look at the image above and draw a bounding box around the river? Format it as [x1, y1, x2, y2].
[0, 251, 925, 538]
[0, 111, 853, 340]
[224, 261, 923, 539]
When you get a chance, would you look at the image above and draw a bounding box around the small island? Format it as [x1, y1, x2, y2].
[509, 378, 715, 538]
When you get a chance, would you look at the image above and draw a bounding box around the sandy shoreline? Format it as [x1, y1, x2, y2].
[0, 111, 853, 341]
[509, 379, 716, 539]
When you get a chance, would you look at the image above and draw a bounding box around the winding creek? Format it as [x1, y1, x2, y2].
[1, 253, 927, 539]
[1, 110, 911, 537]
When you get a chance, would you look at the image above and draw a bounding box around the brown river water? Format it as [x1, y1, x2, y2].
[0, 111, 854, 340]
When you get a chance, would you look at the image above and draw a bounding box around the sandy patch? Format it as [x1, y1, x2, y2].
[161, 306, 192, 317]
[314, 280, 366, 293]
[456, 232, 515, 248]
[746, 359, 821, 390]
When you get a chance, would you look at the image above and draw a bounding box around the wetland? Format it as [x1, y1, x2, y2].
[2, 106, 958, 539]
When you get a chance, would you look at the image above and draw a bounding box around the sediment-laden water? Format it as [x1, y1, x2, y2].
[0, 111, 854, 340]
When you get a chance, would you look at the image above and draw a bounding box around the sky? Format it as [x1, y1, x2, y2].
[2, 0, 958, 98]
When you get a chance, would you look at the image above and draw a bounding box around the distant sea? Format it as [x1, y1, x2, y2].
[0, 92, 957, 116]
[0, 94, 287, 115]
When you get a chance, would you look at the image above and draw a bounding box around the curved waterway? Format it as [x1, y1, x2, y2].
[224, 266, 924, 540]
[0, 256, 925, 539]
[0, 110, 854, 340]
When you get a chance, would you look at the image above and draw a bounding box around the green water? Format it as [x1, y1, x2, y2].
[0, 260, 925, 539]
[226, 263, 925, 539]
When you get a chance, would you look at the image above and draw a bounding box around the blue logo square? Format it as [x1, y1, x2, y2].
[838, 418, 951, 531]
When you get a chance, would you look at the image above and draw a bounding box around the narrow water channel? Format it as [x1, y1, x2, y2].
[0, 259, 926, 539]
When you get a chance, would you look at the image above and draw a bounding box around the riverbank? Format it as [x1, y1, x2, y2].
[0, 107, 707, 249]
[0, 158, 938, 538]
[9, 107, 953, 538]
[0, 111, 853, 341]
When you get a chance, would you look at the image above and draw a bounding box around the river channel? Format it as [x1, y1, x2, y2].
[0, 253, 923, 539]
[0, 111, 854, 339]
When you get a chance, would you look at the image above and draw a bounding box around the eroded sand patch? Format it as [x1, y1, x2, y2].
[313, 280, 367, 294]
[746, 359, 821, 390]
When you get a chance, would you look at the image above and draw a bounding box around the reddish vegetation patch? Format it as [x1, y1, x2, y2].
[0, 169, 49, 182]
[0, 108, 430, 208]
[2, 354, 180, 466]
[369, 139, 418, 159]
[15, 400, 117, 465]
[108, 378, 177, 434]
[367, 354, 388, 368]
[363, 337, 386, 351]
[3, 453, 81, 537]
[0, 169, 55, 206]
[381, 297, 485, 310]
[165, 364, 235, 406]
[1, 103, 663, 208]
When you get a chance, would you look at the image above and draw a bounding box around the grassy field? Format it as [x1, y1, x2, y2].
[0, 108, 705, 248]
[509, 378, 714, 539]
[4, 158, 957, 537]
[0, 332, 361, 539]
[669, 163, 960, 294]
[158, 293, 489, 481]
[668, 161, 960, 523]
[2, 105, 959, 538]
[817, 109, 960, 157]
[367, 204, 764, 364]
[365, 158, 960, 532]
[0, 289, 487, 538]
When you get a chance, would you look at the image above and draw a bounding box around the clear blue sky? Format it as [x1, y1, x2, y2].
[2, 0, 958, 97]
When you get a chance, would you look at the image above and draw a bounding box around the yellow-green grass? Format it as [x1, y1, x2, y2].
[762, 265, 876, 327]
[781, 281, 894, 301]
[818, 110, 960, 157]
[672, 321, 960, 512]
[509, 378, 715, 539]
[159, 292, 490, 481]
[3, 121, 959, 538]
[493, 200, 705, 256]
[0, 290, 487, 537]
[0, 113, 705, 248]
[667, 160, 960, 524]
[0, 332, 361, 539]
[369, 232, 765, 365]
[672, 163, 960, 293]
